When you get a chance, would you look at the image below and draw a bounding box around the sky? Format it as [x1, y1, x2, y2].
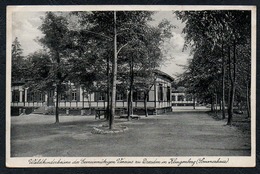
[12, 11, 191, 78]
[150, 11, 191, 77]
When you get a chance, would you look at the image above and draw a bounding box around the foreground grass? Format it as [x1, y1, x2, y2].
[207, 110, 251, 134]
[11, 112, 251, 157]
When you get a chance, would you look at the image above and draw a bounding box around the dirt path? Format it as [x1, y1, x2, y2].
[10, 111, 251, 157]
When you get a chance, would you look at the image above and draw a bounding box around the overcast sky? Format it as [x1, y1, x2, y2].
[12, 11, 191, 78]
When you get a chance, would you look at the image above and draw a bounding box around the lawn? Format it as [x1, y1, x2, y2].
[10, 111, 251, 157]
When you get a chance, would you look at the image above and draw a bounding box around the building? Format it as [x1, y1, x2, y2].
[11, 70, 174, 116]
[172, 86, 197, 107]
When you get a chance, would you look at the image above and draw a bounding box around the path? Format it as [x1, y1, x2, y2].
[10, 111, 251, 157]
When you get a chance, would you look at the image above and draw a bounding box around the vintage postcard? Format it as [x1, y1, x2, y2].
[6, 5, 256, 167]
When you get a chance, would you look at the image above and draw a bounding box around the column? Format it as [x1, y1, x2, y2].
[154, 81, 157, 109]
[19, 90, 23, 102]
[45, 93, 48, 105]
[24, 88, 28, 102]
[175, 95, 178, 102]
[90, 93, 94, 101]
[79, 86, 83, 102]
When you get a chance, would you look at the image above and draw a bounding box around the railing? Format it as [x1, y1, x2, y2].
[172, 101, 195, 104]
[11, 100, 173, 109]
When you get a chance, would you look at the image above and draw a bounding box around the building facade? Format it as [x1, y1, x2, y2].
[172, 86, 197, 107]
[11, 70, 174, 116]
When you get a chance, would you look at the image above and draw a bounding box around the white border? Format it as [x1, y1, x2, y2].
[6, 5, 257, 168]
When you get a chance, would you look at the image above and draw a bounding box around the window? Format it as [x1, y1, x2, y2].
[158, 84, 163, 101]
[137, 91, 144, 101]
[39, 93, 43, 101]
[72, 91, 77, 101]
[95, 92, 105, 101]
[27, 91, 34, 102]
[22, 91, 25, 102]
[133, 91, 145, 101]
[116, 93, 123, 101]
[27, 92, 30, 102]
[167, 86, 171, 101]
[49, 90, 54, 98]
[12, 90, 19, 102]
[172, 95, 176, 101]
[26, 91, 45, 102]
[178, 95, 184, 101]
[98, 93, 105, 101]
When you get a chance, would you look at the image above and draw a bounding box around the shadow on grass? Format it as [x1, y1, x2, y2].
[206, 111, 251, 134]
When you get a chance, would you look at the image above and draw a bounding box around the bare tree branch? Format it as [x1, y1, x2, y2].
[117, 43, 128, 55]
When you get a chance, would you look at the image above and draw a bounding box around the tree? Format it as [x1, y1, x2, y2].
[26, 50, 53, 89]
[116, 18, 173, 119]
[175, 10, 251, 125]
[65, 28, 109, 113]
[224, 11, 251, 124]
[70, 11, 173, 128]
[12, 37, 27, 81]
[132, 23, 173, 117]
[73, 11, 162, 128]
[37, 12, 72, 123]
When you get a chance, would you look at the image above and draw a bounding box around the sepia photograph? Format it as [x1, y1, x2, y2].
[6, 5, 256, 167]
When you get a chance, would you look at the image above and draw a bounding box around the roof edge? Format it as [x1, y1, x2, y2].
[154, 69, 174, 82]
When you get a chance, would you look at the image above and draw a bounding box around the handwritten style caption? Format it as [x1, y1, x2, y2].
[28, 157, 229, 166]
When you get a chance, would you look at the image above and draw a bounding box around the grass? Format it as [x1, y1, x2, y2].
[11, 111, 251, 157]
[207, 110, 251, 134]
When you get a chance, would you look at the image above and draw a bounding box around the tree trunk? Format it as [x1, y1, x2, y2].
[127, 90, 132, 119]
[109, 11, 117, 130]
[227, 87, 234, 125]
[55, 51, 61, 124]
[82, 91, 84, 108]
[215, 93, 218, 113]
[193, 95, 196, 109]
[82, 91, 85, 115]
[221, 42, 226, 119]
[228, 83, 231, 109]
[144, 93, 148, 117]
[227, 45, 233, 125]
[127, 55, 134, 121]
[211, 96, 214, 112]
[220, 99, 222, 111]
[55, 83, 60, 123]
[227, 41, 236, 125]
[106, 53, 110, 120]
[106, 92, 110, 120]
